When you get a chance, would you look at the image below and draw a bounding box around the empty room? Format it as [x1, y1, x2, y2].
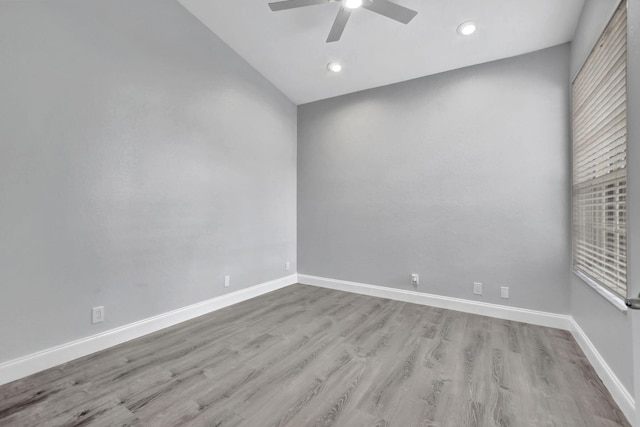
[0, 0, 639, 425]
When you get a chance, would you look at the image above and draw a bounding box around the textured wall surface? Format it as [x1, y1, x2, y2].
[626, 0, 640, 416]
[569, 0, 635, 396]
[298, 44, 571, 314]
[0, 0, 296, 363]
[570, 276, 634, 393]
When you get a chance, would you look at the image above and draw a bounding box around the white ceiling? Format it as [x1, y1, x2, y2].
[178, 0, 585, 105]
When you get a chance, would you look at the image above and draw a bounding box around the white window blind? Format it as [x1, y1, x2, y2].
[572, 1, 627, 298]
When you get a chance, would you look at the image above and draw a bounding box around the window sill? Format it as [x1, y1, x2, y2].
[572, 269, 628, 313]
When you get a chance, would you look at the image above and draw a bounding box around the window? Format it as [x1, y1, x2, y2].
[572, 1, 627, 299]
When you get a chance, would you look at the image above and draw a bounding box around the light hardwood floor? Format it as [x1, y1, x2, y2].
[0, 284, 630, 426]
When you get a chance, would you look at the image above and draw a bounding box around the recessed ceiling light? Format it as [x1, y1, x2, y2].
[345, 0, 363, 9]
[457, 21, 476, 36]
[327, 61, 343, 73]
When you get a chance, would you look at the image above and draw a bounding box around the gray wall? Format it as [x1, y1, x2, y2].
[570, 276, 634, 393]
[629, 0, 640, 306]
[0, 0, 297, 363]
[298, 44, 571, 314]
[568, 0, 635, 396]
[626, 0, 640, 418]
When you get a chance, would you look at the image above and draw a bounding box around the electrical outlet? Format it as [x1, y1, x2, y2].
[285, 261, 291, 272]
[92, 306, 105, 324]
[224, 275, 230, 287]
[501, 286, 509, 299]
[411, 274, 419, 286]
[473, 282, 483, 295]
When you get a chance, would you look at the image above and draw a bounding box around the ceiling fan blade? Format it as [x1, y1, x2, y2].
[362, 0, 417, 24]
[269, 0, 330, 12]
[326, 6, 351, 42]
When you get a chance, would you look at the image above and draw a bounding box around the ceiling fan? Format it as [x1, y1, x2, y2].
[268, 0, 418, 43]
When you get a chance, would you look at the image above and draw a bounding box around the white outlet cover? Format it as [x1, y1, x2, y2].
[92, 306, 104, 324]
[411, 274, 419, 285]
[224, 275, 230, 287]
[473, 282, 483, 295]
[285, 261, 290, 271]
[501, 286, 510, 299]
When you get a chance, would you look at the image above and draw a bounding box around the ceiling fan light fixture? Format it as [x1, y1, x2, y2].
[344, 0, 363, 9]
[268, 0, 418, 43]
[327, 61, 343, 72]
[457, 21, 476, 36]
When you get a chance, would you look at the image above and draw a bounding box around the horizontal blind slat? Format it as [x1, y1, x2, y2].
[571, 1, 627, 298]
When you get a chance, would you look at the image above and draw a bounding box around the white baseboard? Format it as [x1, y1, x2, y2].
[298, 274, 636, 424]
[0, 274, 298, 386]
[569, 318, 636, 423]
[298, 274, 571, 330]
[2, 272, 634, 425]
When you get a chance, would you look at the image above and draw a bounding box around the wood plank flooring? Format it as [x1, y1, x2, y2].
[0, 284, 630, 426]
